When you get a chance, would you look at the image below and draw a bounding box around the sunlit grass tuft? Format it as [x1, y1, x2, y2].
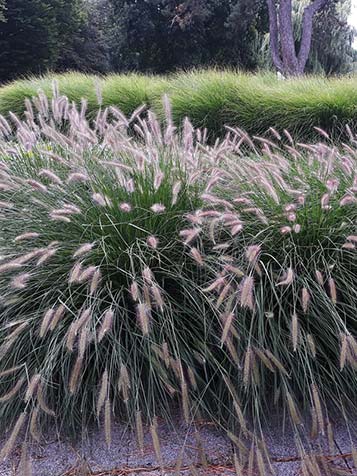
[2, 70, 357, 140]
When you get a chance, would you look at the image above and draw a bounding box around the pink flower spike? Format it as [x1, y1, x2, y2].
[14, 232, 40, 243]
[245, 245, 261, 264]
[179, 228, 201, 245]
[92, 193, 111, 207]
[297, 195, 305, 205]
[201, 193, 233, 209]
[315, 270, 324, 286]
[233, 197, 252, 205]
[142, 267, 154, 284]
[171, 181, 181, 205]
[239, 276, 255, 310]
[50, 213, 71, 223]
[293, 224, 301, 233]
[185, 212, 203, 225]
[328, 278, 337, 304]
[90, 268, 102, 295]
[151, 203, 166, 213]
[63, 203, 81, 214]
[198, 210, 221, 218]
[125, 179, 135, 193]
[280, 226, 292, 235]
[203, 277, 226, 293]
[147, 236, 159, 249]
[346, 236, 357, 243]
[130, 281, 139, 302]
[284, 204, 296, 212]
[136, 303, 151, 335]
[277, 267, 294, 286]
[120, 202, 132, 213]
[326, 178, 339, 193]
[321, 193, 331, 210]
[26, 179, 48, 193]
[11, 273, 31, 290]
[154, 171, 164, 190]
[73, 243, 95, 258]
[190, 247, 204, 266]
[67, 172, 88, 183]
[340, 195, 356, 206]
[231, 223, 243, 236]
[38, 169, 63, 185]
[78, 266, 97, 283]
[314, 127, 329, 139]
[301, 288, 310, 313]
[342, 243, 355, 250]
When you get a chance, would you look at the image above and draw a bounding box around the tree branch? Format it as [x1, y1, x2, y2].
[297, 0, 330, 73]
[266, 0, 284, 72]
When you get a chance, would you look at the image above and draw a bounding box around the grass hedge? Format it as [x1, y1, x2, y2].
[1, 70, 357, 140]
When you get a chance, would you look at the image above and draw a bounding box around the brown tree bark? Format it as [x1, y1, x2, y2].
[266, 0, 330, 76]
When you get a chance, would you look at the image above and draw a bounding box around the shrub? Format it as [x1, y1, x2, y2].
[157, 69, 242, 136]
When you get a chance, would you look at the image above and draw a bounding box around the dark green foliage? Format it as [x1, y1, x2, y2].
[225, 0, 268, 70]
[0, 0, 59, 82]
[309, 1, 356, 74]
[109, 0, 269, 73]
[0, 1, 5, 22]
[49, 0, 111, 74]
[0, 0, 110, 83]
[0, 0, 355, 82]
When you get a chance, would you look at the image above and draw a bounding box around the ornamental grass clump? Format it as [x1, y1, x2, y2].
[187, 128, 357, 453]
[0, 91, 225, 453]
[0, 89, 357, 470]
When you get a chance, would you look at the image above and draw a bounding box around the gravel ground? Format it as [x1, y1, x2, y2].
[0, 414, 356, 475]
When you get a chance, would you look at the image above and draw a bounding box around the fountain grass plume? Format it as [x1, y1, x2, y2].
[191, 129, 357, 444]
[0, 89, 356, 468]
[0, 91, 223, 441]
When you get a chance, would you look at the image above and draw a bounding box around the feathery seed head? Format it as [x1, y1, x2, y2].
[150, 203, 166, 213]
[119, 202, 132, 212]
[73, 243, 95, 258]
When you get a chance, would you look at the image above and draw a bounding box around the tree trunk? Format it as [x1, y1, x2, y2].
[266, 0, 284, 73]
[279, 0, 299, 75]
[266, 0, 329, 76]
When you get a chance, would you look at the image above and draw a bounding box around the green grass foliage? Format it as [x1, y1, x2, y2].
[1, 70, 357, 140]
[0, 91, 356, 470]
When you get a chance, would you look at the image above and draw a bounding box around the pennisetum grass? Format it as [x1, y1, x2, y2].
[0, 87, 356, 465]
[185, 123, 357, 463]
[0, 90, 220, 455]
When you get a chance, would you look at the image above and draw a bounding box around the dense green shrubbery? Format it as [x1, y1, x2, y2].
[2, 70, 357, 141]
[0, 92, 357, 471]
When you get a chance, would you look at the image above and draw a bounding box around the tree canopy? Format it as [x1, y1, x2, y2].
[0, 0, 355, 83]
